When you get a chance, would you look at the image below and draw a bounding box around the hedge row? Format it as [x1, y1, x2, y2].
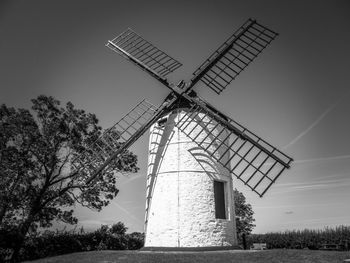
[1, 224, 144, 262]
[247, 225, 350, 250]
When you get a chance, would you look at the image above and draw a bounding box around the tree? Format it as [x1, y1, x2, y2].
[234, 189, 256, 237]
[110, 222, 127, 235]
[0, 95, 139, 261]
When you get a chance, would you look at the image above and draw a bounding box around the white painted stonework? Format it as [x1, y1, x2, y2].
[144, 108, 237, 248]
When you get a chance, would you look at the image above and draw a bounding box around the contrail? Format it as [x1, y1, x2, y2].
[283, 94, 348, 149]
[119, 173, 144, 186]
[294, 154, 350, 164]
[112, 201, 144, 225]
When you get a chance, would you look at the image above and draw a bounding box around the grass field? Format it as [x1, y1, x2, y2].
[25, 249, 350, 263]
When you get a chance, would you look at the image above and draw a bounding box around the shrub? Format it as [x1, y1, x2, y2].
[126, 232, 145, 250]
[2, 222, 146, 261]
[20, 230, 84, 260]
[248, 225, 350, 250]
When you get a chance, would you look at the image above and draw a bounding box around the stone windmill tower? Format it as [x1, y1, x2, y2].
[73, 18, 293, 250]
[144, 107, 236, 248]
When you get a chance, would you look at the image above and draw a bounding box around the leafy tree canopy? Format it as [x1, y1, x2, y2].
[234, 189, 256, 236]
[0, 95, 139, 260]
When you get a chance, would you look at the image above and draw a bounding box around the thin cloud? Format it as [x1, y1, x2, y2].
[281, 215, 350, 225]
[119, 173, 145, 186]
[255, 202, 343, 209]
[268, 177, 350, 196]
[294, 154, 350, 164]
[111, 201, 144, 225]
[291, 183, 329, 190]
[283, 94, 348, 149]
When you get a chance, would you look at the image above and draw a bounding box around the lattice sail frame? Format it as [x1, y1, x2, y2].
[175, 103, 292, 197]
[189, 19, 278, 94]
[106, 28, 182, 78]
[71, 100, 158, 182]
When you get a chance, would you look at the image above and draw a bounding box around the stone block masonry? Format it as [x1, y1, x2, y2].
[144, 109, 237, 248]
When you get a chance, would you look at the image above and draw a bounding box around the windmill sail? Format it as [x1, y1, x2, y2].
[72, 99, 164, 184]
[107, 28, 182, 85]
[188, 19, 278, 94]
[176, 97, 292, 197]
[102, 19, 292, 197]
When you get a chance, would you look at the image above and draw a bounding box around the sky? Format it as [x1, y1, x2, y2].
[1, 0, 350, 234]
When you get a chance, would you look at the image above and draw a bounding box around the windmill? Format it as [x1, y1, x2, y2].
[73, 18, 293, 249]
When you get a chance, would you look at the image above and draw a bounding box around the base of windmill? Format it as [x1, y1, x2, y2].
[141, 245, 240, 251]
[143, 108, 238, 249]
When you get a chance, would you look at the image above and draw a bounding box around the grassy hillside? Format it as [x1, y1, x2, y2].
[25, 249, 350, 263]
